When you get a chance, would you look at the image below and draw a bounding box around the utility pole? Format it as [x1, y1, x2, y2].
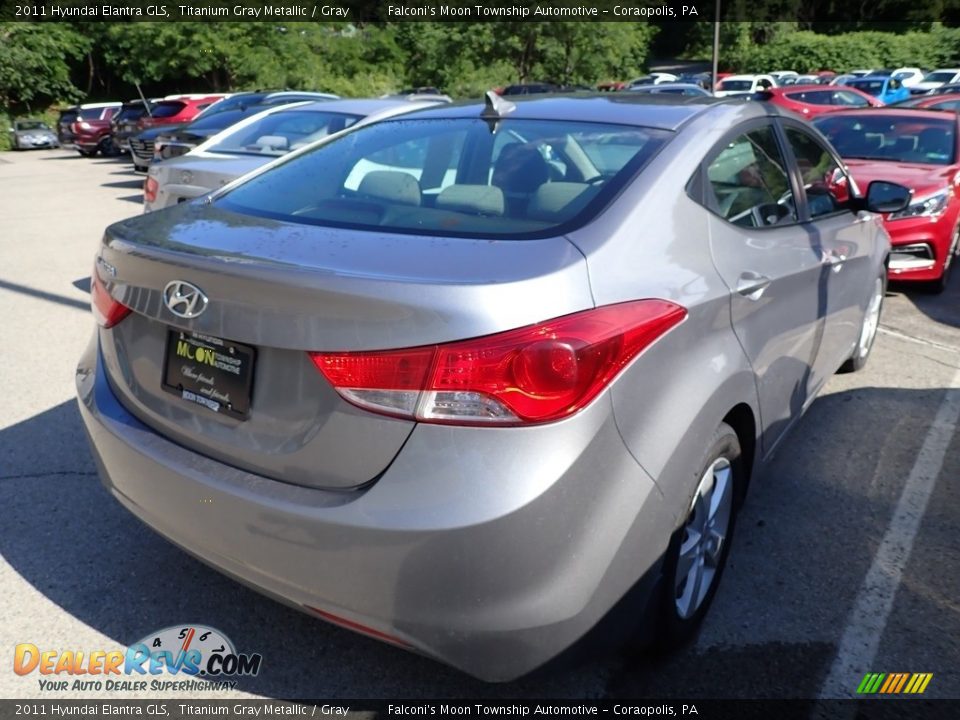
[712, 1, 721, 92]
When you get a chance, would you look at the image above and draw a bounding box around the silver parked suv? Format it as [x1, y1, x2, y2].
[78, 94, 908, 681]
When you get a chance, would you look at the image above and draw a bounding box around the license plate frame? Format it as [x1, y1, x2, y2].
[161, 329, 256, 420]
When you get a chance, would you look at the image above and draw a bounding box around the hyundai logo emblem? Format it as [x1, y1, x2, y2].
[163, 280, 208, 319]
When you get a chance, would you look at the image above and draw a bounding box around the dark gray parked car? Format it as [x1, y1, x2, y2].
[78, 94, 908, 681]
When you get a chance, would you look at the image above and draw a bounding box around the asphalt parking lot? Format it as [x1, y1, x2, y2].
[1, 148, 958, 702]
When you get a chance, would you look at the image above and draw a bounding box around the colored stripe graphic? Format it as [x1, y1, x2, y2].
[858, 673, 933, 694]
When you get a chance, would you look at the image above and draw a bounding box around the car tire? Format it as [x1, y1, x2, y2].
[78, 148, 96, 158]
[840, 272, 885, 373]
[656, 422, 743, 650]
[928, 225, 959, 295]
[99, 137, 119, 157]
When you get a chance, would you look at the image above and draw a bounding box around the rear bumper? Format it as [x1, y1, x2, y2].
[76, 332, 668, 681]
[146, 182, 212, 212]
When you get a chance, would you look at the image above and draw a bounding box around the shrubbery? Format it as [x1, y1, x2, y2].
[727, 26, 960, 73]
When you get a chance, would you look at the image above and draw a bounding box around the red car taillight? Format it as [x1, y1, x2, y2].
[144, 177, 158, 204]
[91, 267, 131, 328]
[309, 300, 687, 426]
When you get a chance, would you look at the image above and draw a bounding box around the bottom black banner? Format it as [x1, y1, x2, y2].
[1, 699, 956, 720]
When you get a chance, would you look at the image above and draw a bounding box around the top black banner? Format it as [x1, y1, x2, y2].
[2, 0, 960, 23]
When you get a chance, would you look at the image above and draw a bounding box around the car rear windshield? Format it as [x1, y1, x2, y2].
[79, 107, 110, 120]
[847, 80, 885, 96]
[720, 80, 753, 91]
[924, 71, 958, 83]
[187, 107, 258, 131]
[150, 102, 187, 118]
[217, 117, 670, 239]
[814, 114, 956, 165]
[116, 104, 153, 122]
[209, 109, 362, 157]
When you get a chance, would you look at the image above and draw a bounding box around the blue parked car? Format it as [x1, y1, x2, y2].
[845, 75, 910, 105]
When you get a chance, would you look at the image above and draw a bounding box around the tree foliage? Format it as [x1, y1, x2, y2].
[0, 23, 90, 111]
[0, 20, 658, 113]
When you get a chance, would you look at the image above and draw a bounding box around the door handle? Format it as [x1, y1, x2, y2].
[736, 271, 772, 300]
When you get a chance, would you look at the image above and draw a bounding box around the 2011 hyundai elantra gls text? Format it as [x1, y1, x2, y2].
[77, 93, 909, 681]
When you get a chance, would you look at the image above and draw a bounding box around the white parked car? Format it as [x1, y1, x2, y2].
[628, 72, 679, 88]
[849, 69, 876, 78]
[769, 71, 798, 82]
[911, 68, 960, 95]
[892, 67, 925, 88]
[714, 74, 777, 97]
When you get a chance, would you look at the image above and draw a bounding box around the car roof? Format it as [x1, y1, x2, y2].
[774, 84, 835, 93]
[628, 83, 708, 92]
[273, 97, 441, 116]
[379, 93, 765, 132]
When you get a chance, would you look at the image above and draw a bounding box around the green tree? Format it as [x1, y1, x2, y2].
[0, 23, 90, 112]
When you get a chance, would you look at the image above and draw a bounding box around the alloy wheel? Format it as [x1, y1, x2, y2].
[674, 457, 734, 620]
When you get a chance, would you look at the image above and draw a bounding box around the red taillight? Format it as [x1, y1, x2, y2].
[309, 300, 687, 426]
[144, 176, 158, 204]
[91, 267, 131, 328]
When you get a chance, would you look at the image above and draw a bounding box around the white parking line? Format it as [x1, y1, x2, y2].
[818, 366, 960, 699]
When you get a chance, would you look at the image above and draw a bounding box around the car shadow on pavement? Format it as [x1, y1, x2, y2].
[3, 372, 956, 698]
[0, 400, 612, 699]
[101, 179, 144, 190]
[889, 270, 960, 330]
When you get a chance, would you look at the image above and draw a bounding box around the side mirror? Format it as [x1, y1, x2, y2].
[864, 180, 912, 213]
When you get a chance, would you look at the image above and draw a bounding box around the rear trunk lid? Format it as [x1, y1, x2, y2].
[96, 203, 593, 490]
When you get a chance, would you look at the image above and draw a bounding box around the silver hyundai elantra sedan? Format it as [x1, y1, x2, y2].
[77, 93, 908, 681]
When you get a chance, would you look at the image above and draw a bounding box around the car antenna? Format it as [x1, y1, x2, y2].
[135, 82, 153, 117]
[481, 90, 516, 133]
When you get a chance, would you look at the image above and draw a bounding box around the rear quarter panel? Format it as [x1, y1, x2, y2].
[566, 105, 761, 535]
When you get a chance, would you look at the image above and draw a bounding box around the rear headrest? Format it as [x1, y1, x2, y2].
[492, 144, 551, 193]
[358, 171, 422, 206]
[255, 135, 289, 151]
[528, 182, 593, 220]
[435, 185, 505, 216]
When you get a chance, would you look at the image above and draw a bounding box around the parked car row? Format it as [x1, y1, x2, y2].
[79, 90, 927, 683]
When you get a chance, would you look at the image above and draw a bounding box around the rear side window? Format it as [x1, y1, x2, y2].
[786, 91, 832, 105]
[150, 102, 187, 119]
[217, 118, 670, 239]
[704, 125, 796, 228]
[831, 91, 869, 107]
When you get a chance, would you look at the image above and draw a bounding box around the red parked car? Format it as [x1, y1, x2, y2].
[814, 109, 960, 291]
[892, 94, 960, 112]
[760, 85, 883, 119]
[135, 95, 227, 131]
[69, 103, 122, 157]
